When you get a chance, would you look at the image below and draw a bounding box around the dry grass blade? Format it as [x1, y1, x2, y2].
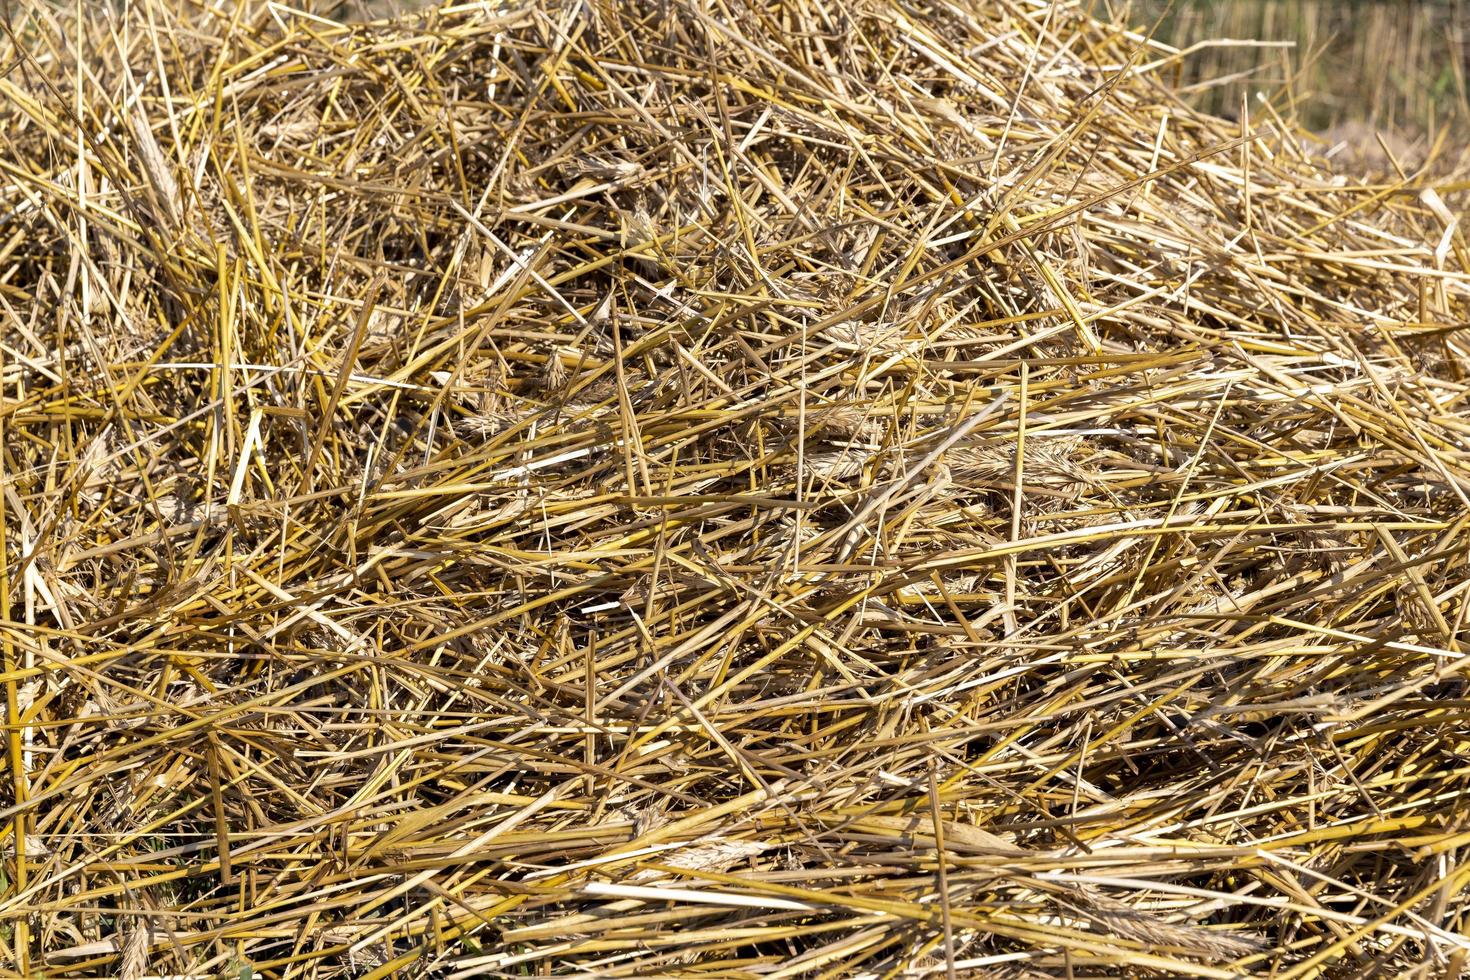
[1, 0, 1469, 976]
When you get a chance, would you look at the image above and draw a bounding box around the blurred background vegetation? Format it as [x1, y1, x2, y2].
[1133, 0, 1469, 138]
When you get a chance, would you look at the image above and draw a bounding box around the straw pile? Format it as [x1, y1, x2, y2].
[2, 0, 1470, 976]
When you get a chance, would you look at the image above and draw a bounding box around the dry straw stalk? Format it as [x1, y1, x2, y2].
[1, 0, 1469, 976]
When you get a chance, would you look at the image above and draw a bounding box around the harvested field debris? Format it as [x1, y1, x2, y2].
[2, 0, 1470, 976]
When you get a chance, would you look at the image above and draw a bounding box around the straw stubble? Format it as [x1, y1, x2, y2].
[1, 0, 1468, 976]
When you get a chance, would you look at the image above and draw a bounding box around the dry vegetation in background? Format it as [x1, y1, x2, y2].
[2, 0, 1470, 976]
[1140, 0, 1469, 144]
